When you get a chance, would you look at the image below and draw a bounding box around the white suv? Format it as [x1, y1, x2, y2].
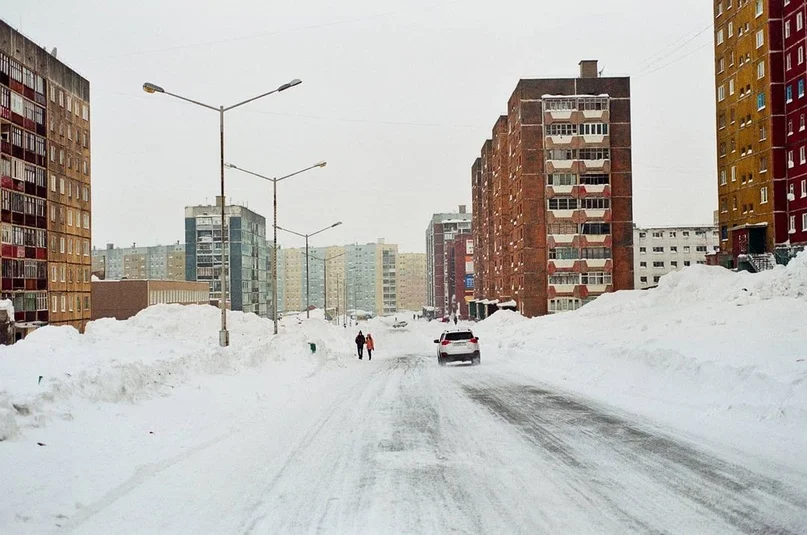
[434, 329, 481, 366]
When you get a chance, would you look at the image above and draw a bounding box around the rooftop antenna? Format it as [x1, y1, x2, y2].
[598, 67, 605, 77]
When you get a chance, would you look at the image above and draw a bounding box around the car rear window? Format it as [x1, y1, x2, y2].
[445, 331, 474, 341]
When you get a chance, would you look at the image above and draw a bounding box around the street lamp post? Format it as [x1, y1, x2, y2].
[276, 222, 343, 319]
[309, 251, 347, 322]
[223, 162, 327, 334]
[142, 78, 302, 347]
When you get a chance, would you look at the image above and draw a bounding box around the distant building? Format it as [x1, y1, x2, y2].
[91, 279, 209, 321]
[633, 226, 720, 289]
[471, 59, 634, 317]
[452, 235, 474, 318]
[278, 240, 407, 316]
[184, 198, 271, 318]
[397, 253, 427, 312]
[426, 206, 473, 317]
[92, 242, 185, 281]
[1, 21, 92, 331]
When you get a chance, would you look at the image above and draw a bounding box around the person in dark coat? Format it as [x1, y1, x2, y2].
[355, 331, 366, 359]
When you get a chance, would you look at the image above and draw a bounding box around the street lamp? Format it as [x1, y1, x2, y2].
[142, 77, 302, 347]
[308, 251, 348, 322]
[224, 161, 327, 334]
[276, 222, 343, 318]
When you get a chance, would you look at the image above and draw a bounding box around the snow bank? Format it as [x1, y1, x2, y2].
[0, 299, 14, 320]
[0, 304, 354, 437]
[474, 255, 807, 468]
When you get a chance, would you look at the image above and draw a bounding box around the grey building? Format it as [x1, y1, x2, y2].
[92, 243, 186, 281]
[184, 198, 271, 318]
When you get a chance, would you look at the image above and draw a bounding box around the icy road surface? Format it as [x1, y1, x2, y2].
[17, 352, 798, 534]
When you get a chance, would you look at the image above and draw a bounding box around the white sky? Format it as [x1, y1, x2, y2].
[3, 0, 717, 253]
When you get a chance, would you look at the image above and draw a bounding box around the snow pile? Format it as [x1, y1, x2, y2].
[475, 256, 807, 467]
[0, 304, 354, 439]
[0, 299, 14, 321]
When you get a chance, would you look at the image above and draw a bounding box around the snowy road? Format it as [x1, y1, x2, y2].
[55, 351, 807, 534]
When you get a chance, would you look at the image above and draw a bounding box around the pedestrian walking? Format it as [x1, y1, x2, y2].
[355, 331, 366, 360]
[366, 334, 375, 360]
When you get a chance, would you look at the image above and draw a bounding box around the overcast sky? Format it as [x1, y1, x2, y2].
[4, 0, 717, 253]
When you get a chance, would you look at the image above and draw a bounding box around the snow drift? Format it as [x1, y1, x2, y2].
[474, 254, 807, 469]
[0, 304, 354, 440]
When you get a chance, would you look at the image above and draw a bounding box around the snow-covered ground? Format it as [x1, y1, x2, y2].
[1, 255, 807, 532]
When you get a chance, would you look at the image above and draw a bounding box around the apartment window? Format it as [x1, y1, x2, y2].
[760, 156, 768, 172]
[802, 179, 806, 198]
[718, 85, 726, 102]
[717, 28, 725, 45]
[60, 295, 65, 312]
[757, 92, 766, 110]
[652, 231, 663, 238]
[787, 85, 794, 103]
[718, 57, 725, 73]
[548, 198, 578, 210]
[640, 276, 648, 284]
[729, 79, 735, 95]
[653, 261, 665, 268]
[653, 247, 664, 254]
[67, 210, 72, 226]
[671, 261, 678, 268]
[731, 166, 736, 182]
[59, 178, 65, 195]
[720, 169, 727, 185]
[761, 186, 769, 203]
[733, 196, 738, 211]
[721, 197, 728, 212]
[669, 231, 676, 238]
[728, 22, 733, 38]
[51, 266, 56, 282]
[639, 261, 647, 268]
[801, 146, 806, 164]
[755, 0, 763, 16]
[803, 213, 807, 231]
[719, 113, 726, 129]
[59, 237, 65, 253]
[684, 246, 691, 253]
[756, 29, 764, 48]
[801, 47, 805, 65]
[786, 20, 791, 39]
[760, 125, 767, 141]
[639, 232, 646, 239]
[757, 61, 765, 79]
[800, 80, 805, 99]
[789, 150, 795, 168]
[790, 215, 796, 233]
[788, 54, 793, 71]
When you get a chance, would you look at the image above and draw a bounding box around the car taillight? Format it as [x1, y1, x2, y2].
[470, 338, 478, 344]
[441, 340, 451, 346]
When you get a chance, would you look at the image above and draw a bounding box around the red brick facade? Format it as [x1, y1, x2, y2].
[471, 61, 634, 317]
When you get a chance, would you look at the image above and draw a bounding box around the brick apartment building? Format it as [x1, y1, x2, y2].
[451, 234, 474, 318]
[426, 207, 472, 317]
[92, 279, 209, 321]
[471, 60, 634, 317]
[713, 0, 807, 269]
[1, 22, 92, 332]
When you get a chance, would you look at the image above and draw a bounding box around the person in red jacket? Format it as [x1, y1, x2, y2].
[365, 333, 375, 360]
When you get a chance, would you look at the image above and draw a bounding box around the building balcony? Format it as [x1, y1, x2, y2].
[548, 283, 576, 296]
[545, 134, 610, 150]
[579, 159, 611, 174]
[579, 184, 609, 196]
[543, 109, 611, 125]
[583, 258, 611, 270]
[545, 160, 578, 174]
[548, 258, 577, 270]
[546, 185, 574, 196]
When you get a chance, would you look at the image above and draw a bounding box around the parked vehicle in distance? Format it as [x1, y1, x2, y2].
[434, 328, 480, 366]
[392, 320, 408, 329]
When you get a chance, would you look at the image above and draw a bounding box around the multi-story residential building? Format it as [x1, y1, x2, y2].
[426, 206, 473, 317]
[397, 252, 427, 312]
[1, 22, 91, 332]
[185, 198, 270, 317]
[633, 226, 720, 289]
[471, 60, 634, 317]
[452, 234, 474, 318]
[278, 240, 408, 316]
[713, 0, 807, 269]
[92, 242, 186, 281]
[783, 1, 807, 252]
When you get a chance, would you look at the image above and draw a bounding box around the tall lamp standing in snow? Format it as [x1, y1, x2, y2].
[276, 223, 343, 319]
[223, 162, 327, 334]
[142, 78, 302, 346]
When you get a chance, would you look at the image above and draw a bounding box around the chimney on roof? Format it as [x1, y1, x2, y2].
[579, 60, 599, 79]
[458, 205, 467, 214]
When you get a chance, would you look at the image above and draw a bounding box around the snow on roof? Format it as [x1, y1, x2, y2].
[498, 300, 517, 308]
